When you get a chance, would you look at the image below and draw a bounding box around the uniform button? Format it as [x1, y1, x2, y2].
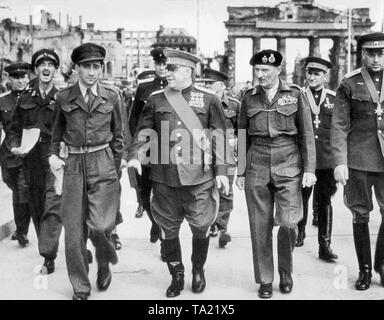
[176, 133, 182, 138]
[176, 146, 182, 151]
[379, 130, 382, 134]
[177, 121, 182, 126]
[315, 135, 318, 139]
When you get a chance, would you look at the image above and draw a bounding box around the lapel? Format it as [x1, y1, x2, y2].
[89, 83, 108, 113]
[252, 85, 269, 105]
[69, 83, 89, 113]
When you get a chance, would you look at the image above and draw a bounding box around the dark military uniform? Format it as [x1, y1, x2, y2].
[239, 72, 316, 288]
[51, 77, 123, 296]
[0, 90, 31, 241]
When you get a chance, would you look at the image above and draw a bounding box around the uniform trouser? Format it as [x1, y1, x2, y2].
[62, 147, 119, 294]
[215, 175, 235, 231]
[298, 169, 337, 232]
[1, 165, 30, 235]
[245, 143, 302, 284]
[134, 166, 157, 224]
[151, 180, 219, 240]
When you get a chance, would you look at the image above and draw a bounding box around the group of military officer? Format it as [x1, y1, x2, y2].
[1, 30, 384, 300]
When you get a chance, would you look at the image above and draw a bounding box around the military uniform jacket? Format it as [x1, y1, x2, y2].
[222, 93, 240, 166]
[128, 76, 167, 137]
[51, 82, 123, 159]
[303, 87, 336, 169]
[0, 90, 23, 167]
[8, 82, 59, 151]
[331, 68, 384, 172]
[127, 84, 229, 187]
[239, 79, 316, 174]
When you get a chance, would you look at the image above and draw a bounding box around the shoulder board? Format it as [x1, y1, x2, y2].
[244, 88, 254, 95]
[194, 85, 215, 95]
[103, 84, 122, 95]
[137, 77, 155, 85]
[326, 89, 336, 96]
[344, 68, 361, 79]
[0, 91, 11, 98]
[228, 96, 240, 105]
[149, 89, 164, 97]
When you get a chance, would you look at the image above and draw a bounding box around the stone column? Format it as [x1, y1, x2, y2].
[309, 36, 320, 57]
[329, 37, 347, 90]
[277, 37, 287, 79]
[227, 36, 236, 85]
[252, 37, 261, 85]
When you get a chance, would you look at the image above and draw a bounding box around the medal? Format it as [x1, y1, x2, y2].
[361, 67, 384, 121]
[313, 115, 321, 128]
[305, 87, 326, 129]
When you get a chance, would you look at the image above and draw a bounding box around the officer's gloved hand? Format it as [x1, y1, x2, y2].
[49, 154, 65, 171]
[334, 164, 349, 186]
[302, 172, 317, 188]
[127, 159, 142, 175]
[235, 176, 245, 190]
[216, 175, 229, 196]
[11, 146, 27, 156]
[120, 159, 128, 170]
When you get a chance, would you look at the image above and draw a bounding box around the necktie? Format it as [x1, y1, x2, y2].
[86, 88, 95, 110]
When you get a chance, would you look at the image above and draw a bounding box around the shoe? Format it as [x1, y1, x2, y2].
[17, 234, 29, 247]
[87, 249, 93, 264]
[218, 231, 231, 248]
[319, 245, 338, 261]
[111, 233, 122, 251]
[209, 224, 218, 237]
[72, 292, 89, 300]
[11, 231, 18, 240]
[192, 268, 206, 293]
[166, 262, 185, 298]
[279, 272, 293, 294]
[258, 283, 272, 299]
[150, 224, 161, 243]
[41, 258, 55, 275]
[295, 230, 305, 247]
[135, 204, 144, 218]
[96, 264, 112, 291]
[355, 269, 372, 290]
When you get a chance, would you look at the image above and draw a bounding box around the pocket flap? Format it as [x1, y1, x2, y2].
[155, 106, 172, 113]
[276, 104, 297, 116]
[62, 104, 79, 113]
[352, 93, 371, 102]
[20, 103, 37, 110]
[247, 107, 262, 117]
[96, 104, 114, 114]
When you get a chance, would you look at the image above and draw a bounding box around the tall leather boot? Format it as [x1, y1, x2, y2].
[164, 238, 184, 298]
[191, 237, 209, 293]
[353, 222, 372, 290]
[318, 205, 338, 261]
[296, 187, 310, 247]
[312, 200, 319, 227]
[374, 221, 384, 286]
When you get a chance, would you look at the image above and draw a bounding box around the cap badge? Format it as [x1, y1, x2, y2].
[374, 41, 379, 47]
[268, 54, 276, 64]
[262, 55, 268, 63]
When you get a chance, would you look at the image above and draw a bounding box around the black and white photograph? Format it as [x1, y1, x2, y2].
[0, 0, 384, 306]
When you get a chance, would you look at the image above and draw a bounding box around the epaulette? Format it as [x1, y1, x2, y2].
[228, 96, 240, 105]
[326, 89, 336, 96]
[0, 90, 11, 98]
[194, 85, 215, 95]
[104, 84, 123, 95]
[137, 77, 155, 85]
[344, 68, 361, 79]
[149, 89, 164, 97]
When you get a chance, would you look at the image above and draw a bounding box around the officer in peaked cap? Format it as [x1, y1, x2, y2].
[331, 32, 384, 291]
[127, 49, 229, 298]
[0, 62, 31, 246]
[201, 68, 239, 249]
[237, 49, 316, 298]
[31, 49, 60, 69]
[125, 47, 168, 262]
[50, 42, 124, 300]
[295, 57, 338, 263]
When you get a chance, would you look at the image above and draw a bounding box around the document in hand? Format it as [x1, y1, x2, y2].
[20, 128, 40, 154]
[51, 167, 64, 195]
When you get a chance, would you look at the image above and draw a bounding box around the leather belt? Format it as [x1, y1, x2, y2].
[68, 143, 109, 154]
[251, 135, 297, 147]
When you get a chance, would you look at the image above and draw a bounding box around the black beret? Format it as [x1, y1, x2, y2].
[358, 32, 384, 49]
[249, 49, 283, 67]
[71, 43, 106, 65]
[304, 56, 332, 72]
[4, 62, 31, 76]
[31, 49, 60, 69]
[150, 47, 167, 63]
[202, 68, 228, 82]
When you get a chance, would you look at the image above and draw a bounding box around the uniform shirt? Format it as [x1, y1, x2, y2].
[239, 79, 316, 174]
[331, 67, 384, 172]
[8, 81, 58, 149]
[51, 82, 123, 159]
[127, 84, 228, 187]
[303, 87, 336, 170]
[129, 76, 167, 137]
[0, 90, 23, 167]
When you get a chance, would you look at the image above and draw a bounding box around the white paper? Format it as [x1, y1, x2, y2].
[51, 167, 64, 195]
[19, 128, 40, 154]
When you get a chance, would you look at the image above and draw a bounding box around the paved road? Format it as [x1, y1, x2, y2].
[0, 173, 384, 300]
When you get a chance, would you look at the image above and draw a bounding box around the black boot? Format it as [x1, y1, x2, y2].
[164, 238, 184, 298]
[191, 237, 209, 293]
[318, 205, 338, 261]
[296, 188, 309, 247]
[374, 221, 384, 287]
[353, 222, 372, 290]
[295, 227, 305, 247]
[312, 202, 319, 227]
